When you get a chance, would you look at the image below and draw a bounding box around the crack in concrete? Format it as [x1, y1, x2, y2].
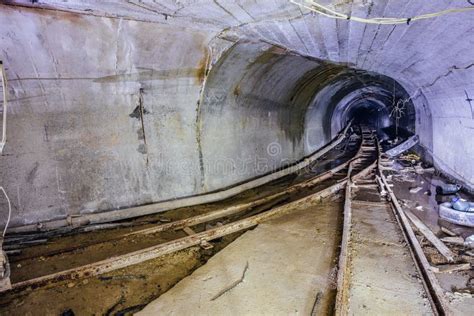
[464, 90, 474, 119]
[424, 62, 474, 90]
[210, 261, 249, 301]
[194, 48, 213, 192]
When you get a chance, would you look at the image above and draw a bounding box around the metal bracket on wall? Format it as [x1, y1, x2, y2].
[0, 61, 7, 155]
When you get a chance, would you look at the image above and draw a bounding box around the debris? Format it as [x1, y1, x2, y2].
[405, 210, 455, 262]
[414, 166, 435, 174]
[430, 263, 471, 273]
[98, 275, 146, 281]
[67, 282, 75, 288]
[61, 309, 75, 316]
[0, 249, 11, 291]
[415, 205, 423, 211]
[409, 187, 423, 194]
[386, 135, 419, 158]
[440, 236, 464, 246]
[451, 197, 472, 212]
[436, 184, 461, 195]
[205, 222, 223, 231]
[451, 287, 474, 296]
[465, 235, 474, 248]
[439, 202, 474, 228]
[440, 226, 457, 237]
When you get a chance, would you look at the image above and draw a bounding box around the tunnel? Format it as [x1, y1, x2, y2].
[199, 41, 417, 191]
[0, 1, 473, 314]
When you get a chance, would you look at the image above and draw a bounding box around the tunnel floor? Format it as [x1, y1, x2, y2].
[0, 131, 473, 315]
[138, 200, 344, 315]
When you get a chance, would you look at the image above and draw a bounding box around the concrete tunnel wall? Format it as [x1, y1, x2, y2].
[0, 1, 473, 227]
[0, 7, 214, 226]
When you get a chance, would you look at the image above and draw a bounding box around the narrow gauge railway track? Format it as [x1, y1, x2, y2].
[2, 126, 450, 316]
[334, 126, 448, 315]
[3, 126, 376, 294]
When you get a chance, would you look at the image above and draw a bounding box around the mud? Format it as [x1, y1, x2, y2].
[0, 138, 358, 315]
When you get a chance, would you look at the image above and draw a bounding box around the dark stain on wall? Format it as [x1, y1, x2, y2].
[26, 162, 39, 184]
[195, 48, 209, 84]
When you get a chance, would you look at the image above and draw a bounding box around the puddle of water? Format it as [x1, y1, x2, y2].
[390, 162, 474, 238]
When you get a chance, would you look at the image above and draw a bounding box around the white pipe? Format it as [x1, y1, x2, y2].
[0, 61, 7, 155]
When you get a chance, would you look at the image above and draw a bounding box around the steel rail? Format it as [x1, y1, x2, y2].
[6, 130, 379, 294]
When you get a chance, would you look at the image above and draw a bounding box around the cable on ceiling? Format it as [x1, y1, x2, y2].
[290, 0, 474, 25]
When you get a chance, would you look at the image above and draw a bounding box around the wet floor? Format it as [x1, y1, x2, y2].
[0, 136, 359, 315]
[390, 161, 474, 238]
[389, 159, 474, 315]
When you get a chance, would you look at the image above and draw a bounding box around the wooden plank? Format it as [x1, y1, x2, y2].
[440, 227, 457, 237]
[353, 183, 378, 188]
[405, 210, 455, 262]
[430, 263, 470, 273]
[440, 237, 464, 246]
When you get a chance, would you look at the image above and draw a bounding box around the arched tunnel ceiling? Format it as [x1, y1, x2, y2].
[1, 0, 473, 226]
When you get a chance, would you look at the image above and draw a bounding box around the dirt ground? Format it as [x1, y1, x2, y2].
[0, 231, 244, 315]
[0, 143, 357, 315]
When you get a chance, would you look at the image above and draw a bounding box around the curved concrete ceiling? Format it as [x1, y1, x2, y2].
[0, 0, 473, 226]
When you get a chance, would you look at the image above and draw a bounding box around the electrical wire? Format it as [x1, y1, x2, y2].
[290, 0, 474, 25]
[0, 187, 11, 238]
